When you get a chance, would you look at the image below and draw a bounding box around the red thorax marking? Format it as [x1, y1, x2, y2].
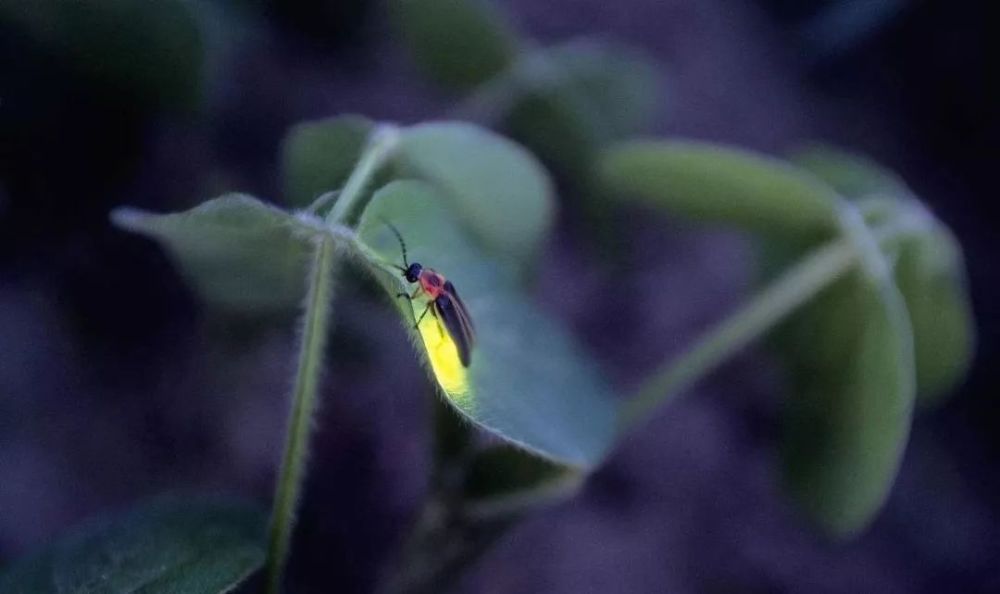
[418, 269, 446, 299]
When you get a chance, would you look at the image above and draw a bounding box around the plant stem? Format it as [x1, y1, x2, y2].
[620, 238, 857, 432]
[266, 237, 336, 594]
[326, 125, 400, 225]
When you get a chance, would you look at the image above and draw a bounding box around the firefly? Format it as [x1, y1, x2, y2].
[384, 221, 476, 367]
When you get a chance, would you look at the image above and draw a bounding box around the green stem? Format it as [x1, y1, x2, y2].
[265, 237, 336, 594]
[326, 125, 400, 225]
[619, 213, 933, 433]
[620, 238, 856, 432]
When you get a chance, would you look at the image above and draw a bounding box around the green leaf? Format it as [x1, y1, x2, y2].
[779, 209, 915, 537]
[111, 195, 319, 314]
[600, 140, 839, 236]
[791, 144, 909, 200]
[894, 227, 974, 405]
[463, 446, 582, 518]
[390, 0, 519, 90]
[791, 144, 975, 404]
[0, 494, 267, 594]
[356, 180, 616, 467]
[396, 122, 555, 268]
[281, 115, 374, 209]
[0, 0, 204, 110]
[504, 40, 661, 177]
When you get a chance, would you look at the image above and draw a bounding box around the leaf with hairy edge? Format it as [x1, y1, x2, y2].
[281, 115, 374, 209]
[0, 495, 267, 594]
[600, 140, 839, 236]
[396, 122, 554, 268]
[111, 195, 319, 314]
[356, 180, 616, 467]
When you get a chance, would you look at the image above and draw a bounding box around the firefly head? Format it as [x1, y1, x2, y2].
[403, 262, 423, 283]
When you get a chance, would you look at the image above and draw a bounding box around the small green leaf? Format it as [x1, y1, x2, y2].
[111, 195, 319, 314]
[0, 494, 267, 594]
[390, 0, 519, 90]
[396, 122, 555, 267]
[281, 115, 374, 208]
[779, 209, 915, 537]
[504, 40, 661, 176]
[600, 140, 839, 236]
[791, 144, 975, 404]
[356, 180, 616, 467]
[463, 446, 582, 518]
[0, 0, 204, 110]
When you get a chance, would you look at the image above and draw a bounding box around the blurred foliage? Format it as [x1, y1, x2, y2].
[282, 115, 374, 208]
[600, 140, 973, 536]
[0, 0, 204, 111]
[392, 0, 662, 195]
[792, 145, 975, 405]
[601, 140, 837, 236]
[0, 495, 267, 594]
[390, 0, 518, 89]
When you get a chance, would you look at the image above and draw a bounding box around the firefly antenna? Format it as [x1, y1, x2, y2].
[381, 219, 409, 270]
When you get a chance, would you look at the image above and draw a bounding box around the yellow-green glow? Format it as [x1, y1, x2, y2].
[415, 307, 471, 402]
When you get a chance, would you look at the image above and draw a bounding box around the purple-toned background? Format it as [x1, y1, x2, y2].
[1, 0, 996, 592]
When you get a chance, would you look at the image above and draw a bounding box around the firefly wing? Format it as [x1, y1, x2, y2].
[443, 280, 475, 342]
[434, 289, 475, 367]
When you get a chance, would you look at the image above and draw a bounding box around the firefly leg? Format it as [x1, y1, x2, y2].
[414, 302, 433, 330]
[395, 287, 422, 301]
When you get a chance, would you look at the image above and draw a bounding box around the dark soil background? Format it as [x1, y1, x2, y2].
[1, 0, 996, 592]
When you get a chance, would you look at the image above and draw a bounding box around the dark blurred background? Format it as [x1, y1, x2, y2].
[1, 0, 996, 592]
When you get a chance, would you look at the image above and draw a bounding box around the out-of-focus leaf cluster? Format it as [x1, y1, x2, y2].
[600, 141, 974, 537]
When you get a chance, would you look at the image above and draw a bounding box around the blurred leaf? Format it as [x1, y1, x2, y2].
[111, 195, 317, 314]
[356, 180, 617, 467]
[396, 122, 554, 268]
[463, 446, 582, 518]
[779, 210, 915, 537]
[0, 0, 204, 110]
[0, 495, 267, 594]
[600, 141, 838, 236]
[391, 0, 518, 90]
[281, 115, 374, 208]
[791, 144, 908, 200]
[894, 227, 974, 404]
[504, 40, 661, 177]
[792, 144, 975, 403]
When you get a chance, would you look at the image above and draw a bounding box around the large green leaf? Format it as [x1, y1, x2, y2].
[281, 115, 374, 208]
[396, 122, 554, 268]
[111, 195, 317, 314]
[791, 145, 975, 404]
[600, 140, 839, 236]
[0, 0, 204, 110]
[779, 210, 915, 537]
[0, 495, 267, 594]
[355, 180, 616, 467]
[504, 40, 661, 177]
[390, 0, 519, 90]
